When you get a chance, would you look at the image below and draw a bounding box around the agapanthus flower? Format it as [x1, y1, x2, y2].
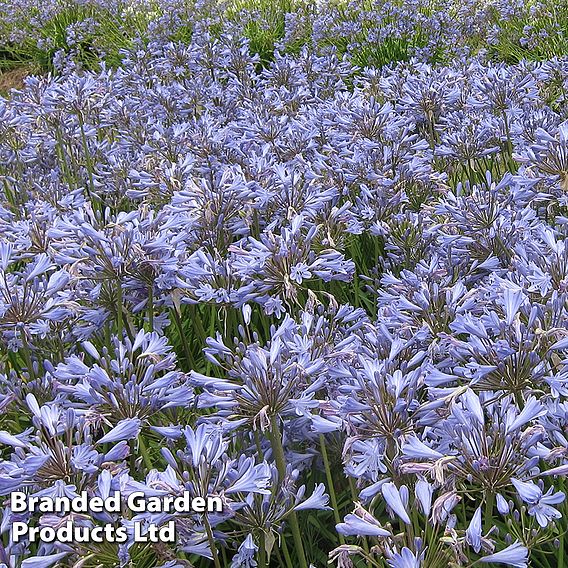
[336, 505, 390, 537]
[1, 8, 568, 567]
[511, 478, 565, 527]
[479, 541, 528, 568]
[55, 329, 193, 425]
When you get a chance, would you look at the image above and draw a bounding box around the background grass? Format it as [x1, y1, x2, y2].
[1, 0, 567, 80]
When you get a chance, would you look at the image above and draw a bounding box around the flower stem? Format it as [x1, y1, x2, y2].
[559, 477, 565, 568]
[280, 530, 294, 568]
[20, 332, 34, 382]
[138, 435, 153, 470]
[116, 281, 123, 339]
[147, 284, 154, 333]
[203, 515, 222, 568]
[319, 434, 345, 545]
[171, 307, 195, 370]
[269, 414, 308, 568]
[349, 477, 372, 568]
[259, 532, 267, 568]
[78, 112, 96, 199]
[484, 491, 494, 533]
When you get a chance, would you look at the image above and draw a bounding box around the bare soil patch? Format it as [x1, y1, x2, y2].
[0, 65, 36, 95]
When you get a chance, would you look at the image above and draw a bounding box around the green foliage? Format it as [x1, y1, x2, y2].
[2, 2, 151, 72]
[2, 0, 568, 74]
[487, 0, 568, 63]
[228, 0, 296, 67]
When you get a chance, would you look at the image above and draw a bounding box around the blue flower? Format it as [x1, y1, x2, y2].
[479, 541, 528, 568]
[387, 547, 423, 568]
[21, 553, 69, 568]
[97, 418, 142, 444]
[382, 482, 411, 525]
[230, 534, 258, 568]
[337, 505, 391, 537]
[466, 506, 482, 553]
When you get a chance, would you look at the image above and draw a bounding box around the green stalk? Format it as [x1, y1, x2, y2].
[349, 477, 373, 568]
[147, 284, 154, 333]
[191, 303, 208, 345]
[186, 464, 221, 568]
[254, 430, 265, 461]
[206, 304, 216, 374]
[77, 111, 97, 202]
[129, 439, 136, 472]
[258, 532, 267, 568]
[501, 111, 516, 172]
[319, 434, 345, 545]
[2, 178, 17, 212]
[203, 514, 222, 568]
[116, 281, 123, 339]
[427, 114, 437, 149]
[55, 127, 76, 189]
[559, 477, 565, 568]
[484, 491, 494, 533]
[280, 532, 294, 568]
[138, 435, 153, 471]
[269, 414, 308, 568]
[20, 333, 34, 382]
[171, 307, 196, 370]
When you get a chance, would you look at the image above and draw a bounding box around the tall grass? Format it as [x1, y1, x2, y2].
[1, 0, 568, 75]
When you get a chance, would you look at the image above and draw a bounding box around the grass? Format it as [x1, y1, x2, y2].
[486, 0, 568, 63]
[1, 0, 568, 81]
[0, 0, 146, 74]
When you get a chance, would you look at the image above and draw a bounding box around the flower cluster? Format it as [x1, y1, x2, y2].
[1, 0, 567, 72]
